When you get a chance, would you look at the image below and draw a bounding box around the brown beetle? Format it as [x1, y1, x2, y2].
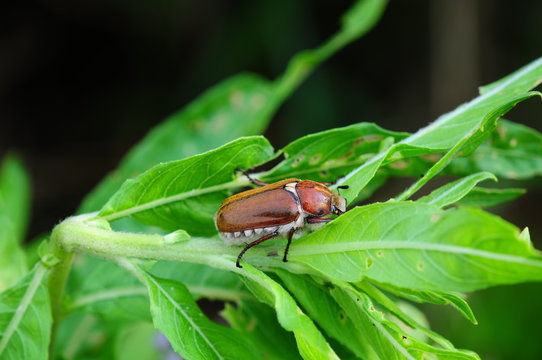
[215, 170, 348, 267]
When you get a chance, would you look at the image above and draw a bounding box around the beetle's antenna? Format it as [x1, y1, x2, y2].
[336, 185, 349, 196]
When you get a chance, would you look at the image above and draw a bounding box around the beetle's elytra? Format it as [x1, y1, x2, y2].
[215, 169, 348, 268]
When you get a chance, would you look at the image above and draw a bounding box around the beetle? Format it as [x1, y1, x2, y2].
[215, 169, 348, 268]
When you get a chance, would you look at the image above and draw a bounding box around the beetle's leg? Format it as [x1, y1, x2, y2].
[306, 217, 333, 224]
[282, 228, 297, 263]
[234, 168, 269, 187]
[236, 231, 278, 268]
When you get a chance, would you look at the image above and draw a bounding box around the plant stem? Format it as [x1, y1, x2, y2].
[48, 224, 74, 358]
[45, 213, 312, 355]
[55, 216, 305, 273]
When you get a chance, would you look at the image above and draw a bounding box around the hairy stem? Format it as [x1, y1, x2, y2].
[48, 224, 74, 358]
[55, 216, 307, 274]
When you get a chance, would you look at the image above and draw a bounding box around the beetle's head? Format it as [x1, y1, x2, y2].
[331, 193, 346, 215]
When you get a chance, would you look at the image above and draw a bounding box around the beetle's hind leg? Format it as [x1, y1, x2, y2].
[236, 231, 278, 268]
[234, 168, 269, 187]
[282, 228, 297, 263]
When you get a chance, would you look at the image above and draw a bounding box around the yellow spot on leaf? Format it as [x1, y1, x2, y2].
[417, 261, 425, 271]
[229, 91, 244, 108]
[309, 154, 322, 165]
[292, 154, 305, 167]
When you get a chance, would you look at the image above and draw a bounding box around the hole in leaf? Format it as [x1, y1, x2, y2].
[292, 155, 305, 167]
[309, 154, 322, 165]
[250, 93, 266, 109]
[229, 91, 244, 108]
[401, 335, 412, 345]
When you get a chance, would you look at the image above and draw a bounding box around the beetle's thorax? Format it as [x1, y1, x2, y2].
[296, 180, 333, 216]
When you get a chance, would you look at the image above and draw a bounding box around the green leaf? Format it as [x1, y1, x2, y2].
[291, 202, 542, 292]
[274, 0, 388, 100]
[404, 94, 541, 152]
[450, 119, 542, 180]
[338, 57, 542, 200]
[151, 261, 253, 302]
[81, 1, 388, 214]
[237, 263, 340, 360]
[396, 92, 537, 201]
[339, 143, 434, 203]
[222, 301, 301, 360]
[0, 155, 30, 290]
[141, 271, 260, 360]
[478, 59, 542, 95]
[0, 154, 30, 239]
[0, 264, 51, 360]
[275, 270, 378, 359]
[373, 281, 477, 325]
[72, 3, 391, 347]
[99, 137, 275, 234]
[114, 322, 161, 360]
[69, 260, 253, 322]
[456, 187, 526, 208]
[80, 74, 277, 213]
[55, 312, 126, 360]
[262, 122, 408, 183]
[416, 172, 497, 207]
[330, 284, 479, 359]
[355, 280, 459, 348]
[68, 258, 150, 321]
[341, 0, 388, 39]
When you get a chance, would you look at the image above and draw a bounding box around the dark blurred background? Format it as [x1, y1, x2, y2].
[1, 1, 542, 358]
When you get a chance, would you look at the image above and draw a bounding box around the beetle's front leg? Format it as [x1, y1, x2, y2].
[234, 168, 269, 187]
[236, 231, 278, 268]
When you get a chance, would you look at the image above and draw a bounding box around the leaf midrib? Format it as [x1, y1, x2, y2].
[147, 274, 224, 360]
[71, 284, 252, 310]
[0, 264, 48, 356]
[397, 58, 542, 146]
[292, 241, 542, 267]
[426, 173, 494, 206]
